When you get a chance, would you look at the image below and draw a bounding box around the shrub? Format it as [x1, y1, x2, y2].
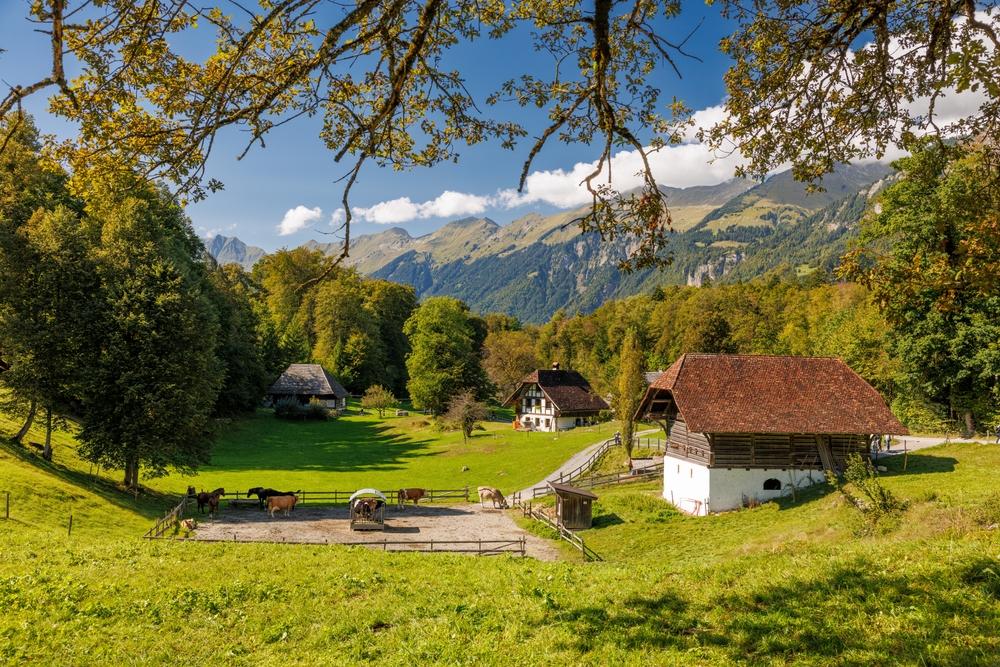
[839, 453, 908, 534]
[273, 397, 330, 421]
[273, 398, 303, 420]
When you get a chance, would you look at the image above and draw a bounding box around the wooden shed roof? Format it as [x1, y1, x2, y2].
[504, 369, 609, 413]
[640, 353, 908, 435]
[268, 364, 349, 399]
[548, 482, 598, 499]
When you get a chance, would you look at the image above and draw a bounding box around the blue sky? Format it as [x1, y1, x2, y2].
[0, 2, 741, 250]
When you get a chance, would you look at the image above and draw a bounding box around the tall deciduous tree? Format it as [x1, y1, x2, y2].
[483, 329, 540, 402]
[842, 140, 1000, 435]
[78, 185, 223, 488]
[404, 297, 490, 414]
[614, 328, 646, 462]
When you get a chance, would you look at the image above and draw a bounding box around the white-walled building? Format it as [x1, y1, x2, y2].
[504, 363, 609, 432]
[636, 354, 908, 515]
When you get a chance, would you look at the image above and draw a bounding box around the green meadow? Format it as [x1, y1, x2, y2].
[1, 411, 999, 665]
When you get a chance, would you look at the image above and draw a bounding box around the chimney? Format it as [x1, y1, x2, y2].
[551, 362, 560, 370]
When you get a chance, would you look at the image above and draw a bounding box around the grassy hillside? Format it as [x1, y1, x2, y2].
[0, 405, 618, 499]
[1, 433, 998, 664]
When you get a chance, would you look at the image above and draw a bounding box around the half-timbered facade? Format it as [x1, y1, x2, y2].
[504, 363, 609, 432]
[636, 353, 908, 515]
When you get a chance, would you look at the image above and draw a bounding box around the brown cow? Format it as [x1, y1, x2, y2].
[266, 494, 298, 518]
[397, 488, 426, 509]
[477, 486, 508, 509]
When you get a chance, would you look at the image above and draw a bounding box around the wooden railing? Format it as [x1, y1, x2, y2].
[143, 497, 188, 539]
[283, 487, 470, 506]
[514, 463, 664, 502]
[173, 535, 526, 556]
[515, 500, 602, 562]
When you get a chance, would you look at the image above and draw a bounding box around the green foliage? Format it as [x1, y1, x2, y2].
[273, 398, 329, 421]
[443, 390, 489, 443]
[613, 328, 646, 459]
[840, 453, 907, 534]
[360, 385, 398, 418]
[404, 297, 490, 414]
[844, 141, 1000, 434]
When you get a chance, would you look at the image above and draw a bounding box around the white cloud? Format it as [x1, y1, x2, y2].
[277, 205, 322, 235]
[197, 223, 237, 239]
[350, 190, 492, 225]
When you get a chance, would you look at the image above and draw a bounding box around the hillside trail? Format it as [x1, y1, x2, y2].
[516, 428, 660, 497]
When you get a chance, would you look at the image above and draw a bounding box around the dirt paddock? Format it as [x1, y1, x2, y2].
[191, 503, 561, 560]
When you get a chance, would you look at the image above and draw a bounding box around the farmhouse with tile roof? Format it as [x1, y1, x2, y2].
[635, 353, 907, 515]
[504, 363, 609, 432]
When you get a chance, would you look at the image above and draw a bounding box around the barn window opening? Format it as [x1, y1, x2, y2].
[763, 478, 781, 490]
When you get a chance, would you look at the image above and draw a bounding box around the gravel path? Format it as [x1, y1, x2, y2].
[876, 434, 997, 457]
[191, 503, 561, 560]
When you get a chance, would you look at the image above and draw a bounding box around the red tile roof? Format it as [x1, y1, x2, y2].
[642, 353, 908, 435]
[504, 369, 609, 413]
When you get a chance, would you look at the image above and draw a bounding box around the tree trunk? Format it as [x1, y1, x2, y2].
[42, 407, 52, 461]
[962, 410, 975, 438]
[123, 455, 140, 489]
[13, 399, 37, 444]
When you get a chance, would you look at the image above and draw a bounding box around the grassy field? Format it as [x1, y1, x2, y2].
[0, 405, 620, 499]
[1, 419, 999, 664]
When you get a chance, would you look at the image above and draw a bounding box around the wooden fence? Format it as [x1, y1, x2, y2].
[516, 500, 602, 562]
[166, 535, 526, 556]
[291, 487, 470, 505]
[514, 463, 664, 502]
[144, 497, 188, 539]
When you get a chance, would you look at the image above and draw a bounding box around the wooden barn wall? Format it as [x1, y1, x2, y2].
[709, 433, 869, 469]
[665, 417, 712, 464]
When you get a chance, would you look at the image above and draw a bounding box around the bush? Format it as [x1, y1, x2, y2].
[273, 397, 330, 421]
[839, 453, 908, 534]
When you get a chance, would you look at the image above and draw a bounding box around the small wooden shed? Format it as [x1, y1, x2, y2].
[548, 482, 597, 530]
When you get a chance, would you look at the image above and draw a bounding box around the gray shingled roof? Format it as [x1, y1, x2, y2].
[268, 364, 348, 399]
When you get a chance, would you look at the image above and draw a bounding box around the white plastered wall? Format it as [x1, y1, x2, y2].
[663, 455, 825, 515]
[663, 454, 712, 516]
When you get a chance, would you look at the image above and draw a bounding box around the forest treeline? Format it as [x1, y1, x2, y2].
[1, 115, 997, 487]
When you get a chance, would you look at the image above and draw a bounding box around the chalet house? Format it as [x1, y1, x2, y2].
[636, 353, 907, 515]
[505, 363, 609, 432]
[267, 363, 349, 410]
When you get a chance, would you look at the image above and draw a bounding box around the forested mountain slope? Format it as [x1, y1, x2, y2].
[212, 164, 893, 322]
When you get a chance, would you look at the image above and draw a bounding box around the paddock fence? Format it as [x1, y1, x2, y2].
[290, 487, 471, 506]
[144, 497, 189, 539]
[164, 534, 527, 557]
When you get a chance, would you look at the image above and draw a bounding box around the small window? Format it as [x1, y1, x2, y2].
[545, 418, 551, 428]
[763, 478, 781, 491]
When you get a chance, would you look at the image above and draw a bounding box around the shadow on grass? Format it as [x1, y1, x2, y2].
[203, 414, 435, 474]
[552, 554, 999, 664]
[880, 453, 958, 476]
[590, 512, 624, 528]
[0, 439, 173, 520]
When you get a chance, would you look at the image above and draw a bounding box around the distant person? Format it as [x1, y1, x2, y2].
[884, 434, 892, 451]
[994, 424, 1000, 444]
[614, 431, 621, 446]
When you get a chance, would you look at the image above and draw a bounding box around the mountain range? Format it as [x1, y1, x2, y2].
[208, 162, 894, 322]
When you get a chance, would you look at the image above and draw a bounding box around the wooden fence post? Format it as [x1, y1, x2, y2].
[67, 513, 73, 537]
[4, 492, 8, 520]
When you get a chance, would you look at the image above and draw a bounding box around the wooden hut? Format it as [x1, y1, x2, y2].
[267, 364, 349, 409]
[635, 353, 908, 515]
[548, 482, 597, 529]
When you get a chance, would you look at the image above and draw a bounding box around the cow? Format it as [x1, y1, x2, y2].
[266, 494, 298, 518]
[477, 486, 508, 509]
[179, 518, 198, 531]
[247, 487, 300, 510]
[353, 498, 385, 521]
[397, 488, 426, 509]
[196, 487, 225, 514]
